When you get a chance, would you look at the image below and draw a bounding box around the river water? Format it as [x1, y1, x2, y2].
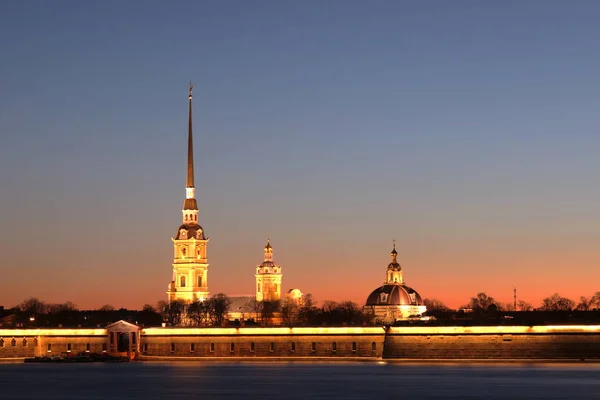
[1, 361, 599, 399]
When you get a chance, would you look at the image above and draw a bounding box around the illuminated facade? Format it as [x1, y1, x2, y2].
[364, 243, 426, 323]
[255, 240, 282, 302]
[167, 83, 209, 303]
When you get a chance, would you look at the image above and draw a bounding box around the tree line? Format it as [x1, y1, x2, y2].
[423, 291, 600, 315]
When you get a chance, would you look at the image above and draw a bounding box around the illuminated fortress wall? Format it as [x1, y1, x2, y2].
[139, 327, 385, 359]
[0, 329, 107, 358]
[384, 326, 600, 360]
[4, 326, 600, 360]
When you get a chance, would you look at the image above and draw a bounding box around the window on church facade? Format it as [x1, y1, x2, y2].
[143, 343, 148, 353]
[180, 276, 186, 287]
[291, 342, 296, 352]
[210, 343, 215, 352]
[250, 342, 255, 352]
[22, 338, 27, 347]
[198, 276, 202, 287]
[257, 283, 261, 292]
[33, 338, 38, 347]
[67, 343, 72, 352]
[47, 343, 52, 352]
[0, 338, 4, 348]
[311, 342, 316, 352]
[86, 343, 90, 352]
[352, 342, 357, 352]
[332, 342, 337, 352]
[230, 343, 235, 352]
[371, 342, 376, 351]
[11, 339, 16, 347]
[190, 343, 195, 352]
[170, 343, 175, 353]
[270, 342, 275, 352]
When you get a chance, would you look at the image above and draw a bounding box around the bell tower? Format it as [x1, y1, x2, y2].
[167, 83, 210, 303]
[255, 239, 283, 302]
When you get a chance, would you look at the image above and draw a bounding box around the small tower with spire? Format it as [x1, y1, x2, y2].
[255, 239, 282, 302]
[167, 83, 210, 303]
[385, 240, 404, 285]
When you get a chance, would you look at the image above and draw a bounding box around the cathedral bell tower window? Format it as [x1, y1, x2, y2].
[180, 276, 186, 287]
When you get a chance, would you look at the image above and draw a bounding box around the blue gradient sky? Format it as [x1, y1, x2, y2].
[1, 1, 599, 309]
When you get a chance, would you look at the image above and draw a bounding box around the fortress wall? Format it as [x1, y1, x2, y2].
[0, 329, 107, 358]
[140, 327, 385, 359]
[4, 325, 600, 360]
[384, 326, 600, 360]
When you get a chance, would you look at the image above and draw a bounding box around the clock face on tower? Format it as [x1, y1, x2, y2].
[179, 229, 187, 239]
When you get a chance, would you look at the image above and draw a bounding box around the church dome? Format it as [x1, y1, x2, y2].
[175, 224, 205, 240]
[365, 284, 423, 306]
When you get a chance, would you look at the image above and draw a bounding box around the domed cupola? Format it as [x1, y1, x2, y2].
[386, 241, 403, 284]
[364, 241, 426, 322]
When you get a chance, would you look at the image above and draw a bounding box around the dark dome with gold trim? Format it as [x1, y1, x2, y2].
[365, 284, 423, 306]
[175, 224, 205, 240]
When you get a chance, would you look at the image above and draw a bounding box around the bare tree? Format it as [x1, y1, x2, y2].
[19, 297, 46, 316]
[98, 304, 115, 312]
[423, 298, 450, 313]
[576, 296, 594, 311]
[207, 293, 231, 326]
[517, 300, 533, 311]
[540, 293, 575, 311]
[462, 293, 498, 312]
[280, 298, 300, 327]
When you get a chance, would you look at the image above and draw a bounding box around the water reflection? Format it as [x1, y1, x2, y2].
[1, 361, 600, 399]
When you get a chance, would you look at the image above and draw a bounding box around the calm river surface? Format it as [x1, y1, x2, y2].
[1, 361, 600, 399]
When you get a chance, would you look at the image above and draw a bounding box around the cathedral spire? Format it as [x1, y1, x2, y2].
[182, 82, 198, 222]
[187, 81, 194, 189]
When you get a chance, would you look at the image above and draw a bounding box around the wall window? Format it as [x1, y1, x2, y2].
[86, 343, 91, 352]
[180, 276, 186, 287]
[291, 342, 296, 352]
[0, 338, 4, 347]
[67, 343, 72, 352]
[190, 343, 195, 353]
[23, 338, 28, 347]
[257, 283, 261, 293]
[311, 342, 316, 353]
[230, 343, 235, 353]
[143, 343, 148, 353]
[47, 343, 52, 352]
[33, 338, 38, 347]
[102, 343, 107, 352]
[131, 333, 137, 345]
[250, 342, 255, 352]
[352, 342, 357, 352]
[371, 342, 376, 351]
[270, 342, 275, 352]
[332, 342, 337, 352]
[210, 343, 215, 352]
[110, 332, 114, 344]
[11, 338, 16, 347]
[197, 276, 202, 287]
[170, 343, 175, 353]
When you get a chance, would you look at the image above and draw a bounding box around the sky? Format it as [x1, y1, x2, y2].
[1, 1, 599, 310]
